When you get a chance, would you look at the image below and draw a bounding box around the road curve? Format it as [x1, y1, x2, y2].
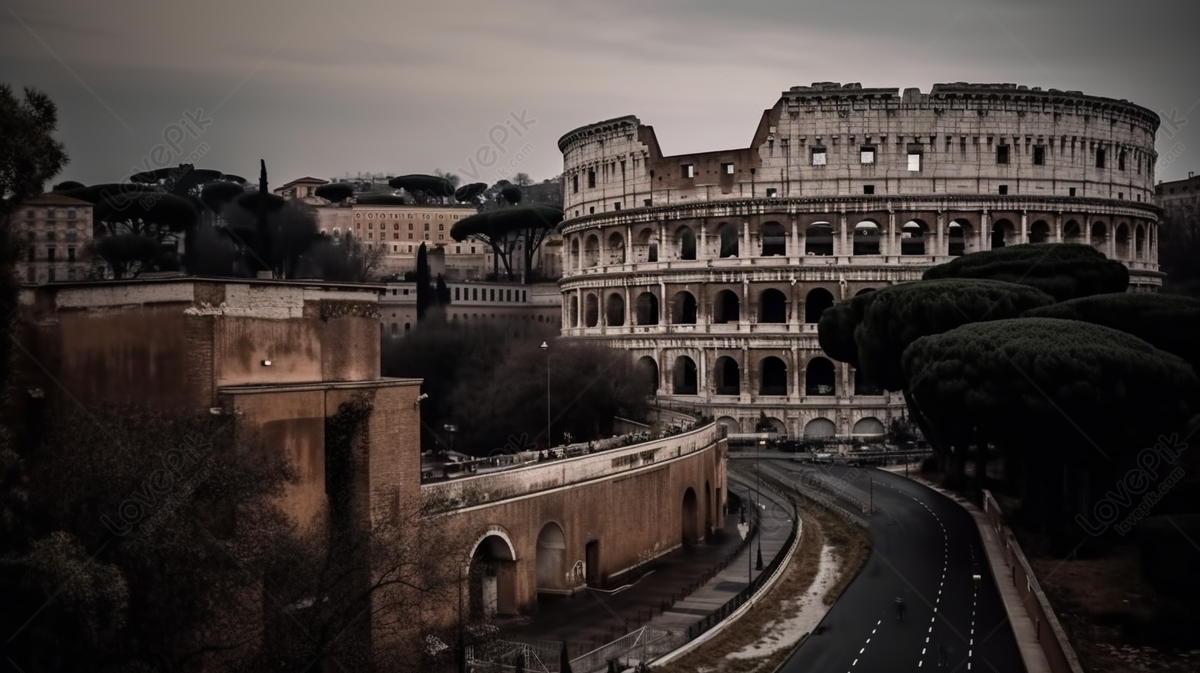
[772, 463, 1024, 673]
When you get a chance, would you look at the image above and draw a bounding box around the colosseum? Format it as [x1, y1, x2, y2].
[556, 82, 1162, 440]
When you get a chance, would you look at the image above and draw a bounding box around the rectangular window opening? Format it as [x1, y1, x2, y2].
[863, 185, 875, 195]
[997, 145, 1010, 164]
[860, 147, 876, 164]
[811, 147, 827, 166]
[722, 163, 734, 175]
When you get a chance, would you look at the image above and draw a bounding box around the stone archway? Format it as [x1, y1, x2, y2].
[468, 532, 517, 618]
[536, 522, 567, 594]
[682, 487, 701, 545]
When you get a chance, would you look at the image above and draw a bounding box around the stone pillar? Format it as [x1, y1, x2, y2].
[791, 219, 800, 258]
[659, 222, 667, 261]
[1107, 227, 1116, 260]
[742, 276, 751, 324]
[887, 211, 897, 257]
[654, 345, 664, 392]
[743, 220, 751, 258]
[935, 212, 945, 256]
[624, 285, 632, 328]
[659, 279, 667, 325]
[699, 220, 708, 259]
[838, 212, 849, 257]
[741, 347, 751, 399]
[788, 346, 800, 401]
[625, 224, 633, 265]
[980, 211, 990, 251]
[1054, 214, 1063, 243]
[697, 350, 708, 399]
[1019, 212, 1028, 244]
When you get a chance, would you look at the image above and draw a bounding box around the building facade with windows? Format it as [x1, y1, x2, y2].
[557, 82, 1161, 440]
[14, 193, 97, 284]
[1156, 171, 1200, 205]
[379, 280, 561, 337]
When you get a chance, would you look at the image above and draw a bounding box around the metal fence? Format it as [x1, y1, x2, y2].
[569, 627, 688, 673]
[465, 637, 561, 672]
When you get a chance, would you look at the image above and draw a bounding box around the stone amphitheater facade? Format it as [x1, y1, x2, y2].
[556, 82, 1162, 440]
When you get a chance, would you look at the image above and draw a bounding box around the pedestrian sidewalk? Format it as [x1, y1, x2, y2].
[502, 471, 796, 659]
[881, 465, 1052, 673]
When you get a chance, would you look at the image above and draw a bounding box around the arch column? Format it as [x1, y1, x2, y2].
[698, 221, 708, 260]
[935, 212, 946, 256]
[697, 350, 708, 400]
[742, 221, 750, 258]
[790, 219, 800, 259]
[980, 211, 990, 251]
[1054, 214, 1063, 243]
[658, 222, 666, 260]
[658, 279, 667, 325]
[838, 213, 849, 257]
[742, 277, 751, 324]
[624, 286, 632, 329]
[1020, 212, 1028, 244]
[788, 347, 800, 402]
[625, 225, 633, 267]
[741, 347, 750, 401]
[1107, 229, 1116, 259]
[886, 211, 897, 257]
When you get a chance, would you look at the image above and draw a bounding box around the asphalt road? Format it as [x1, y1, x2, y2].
[771, 463, 1024, 673]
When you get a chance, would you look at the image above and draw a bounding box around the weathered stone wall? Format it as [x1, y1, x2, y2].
[426, 424, 727, 618]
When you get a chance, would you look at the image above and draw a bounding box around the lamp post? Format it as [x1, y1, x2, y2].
[541, 341, 551, 449]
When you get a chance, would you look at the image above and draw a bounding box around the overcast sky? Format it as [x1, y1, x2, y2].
[3, 0, 1197, 188]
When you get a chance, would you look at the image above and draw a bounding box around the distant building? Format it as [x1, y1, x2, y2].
[1156, 171, 1200, 205]
[379, 280, 561, 336]
[272, 176, 329, 205]
[14, 193, 97, 284]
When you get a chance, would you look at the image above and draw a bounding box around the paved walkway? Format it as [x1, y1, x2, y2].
[500, 468, 795, 658]
[881, 465, 1052, 673]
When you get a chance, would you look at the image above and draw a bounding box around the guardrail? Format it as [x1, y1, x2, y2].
[423, 422, 721, 512]
[982, 491, 1085, 673]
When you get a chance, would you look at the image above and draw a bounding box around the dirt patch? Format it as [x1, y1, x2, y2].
[655, 493, 870, 673]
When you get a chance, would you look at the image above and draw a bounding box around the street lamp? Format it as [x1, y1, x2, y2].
[541, 341, 551, 449]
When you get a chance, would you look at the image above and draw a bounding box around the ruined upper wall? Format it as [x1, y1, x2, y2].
[558, 82, 1161, 218]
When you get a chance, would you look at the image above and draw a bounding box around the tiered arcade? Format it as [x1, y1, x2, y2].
[556, 83, 1162, 439]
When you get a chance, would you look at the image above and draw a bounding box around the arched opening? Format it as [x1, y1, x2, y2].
[584, 293, 599, 327]
[854, 221, 880, 255]
[584, 235, 600, 267]
[806, 357, 835, 396]
[716, 416, 741, 434]
[901, 220, 927, 255]
[1029, 220, 1051, 244]
[568, 295, 579, 327]
[673, 356, 697, 395]
[1090, 222, 1107, 251]
[853, 417, 885, 439]
[605, 293, 625, 326]
[804, 418, 836, 439]
[805, 223, 834, 256]
[569, 237, 580, 269]
[759, 289, 787, 323]
[607, 231, 625, 265]
[760, 357, 788, 396]
[714, 356, 740, 396]
[854, 367, 883, 395]
[682, 487, 701, 545]
[1063, 220, 1084, 244]
[948, 221, 966, 256]
[1135, 224, 1146, 260]
[714, 289, 740, 323]
[536, 522, 567, 593]
[759, 416, 787, 435]
[635, 228, 657, 262]
[636, 356, 659, 393]
[1115, 223, 1130, 260]
[468, 534, 517, 618]
[805, 288, 835, 324]
[677, 226, 696, 260]
[991, 219, 1015, 249]
[761, 221, 786, 256]
[717, 223, 739, 258]
[635, 292, 659, 325]
[671, 291, 697, 324]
